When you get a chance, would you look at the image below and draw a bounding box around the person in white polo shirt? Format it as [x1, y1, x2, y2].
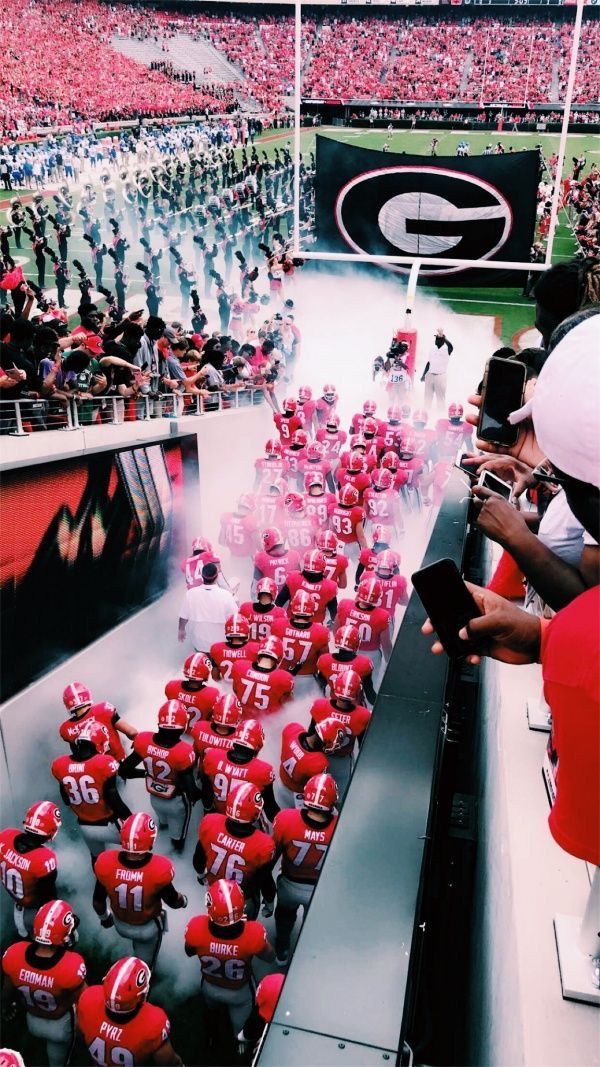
[178, 562, 238, 654]
[422, 328, 454, 411]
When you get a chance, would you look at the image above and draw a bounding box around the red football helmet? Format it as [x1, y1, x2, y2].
[33, 900, 76, 947]
[322, 383, 337, 401]
[349, 434, 366, 451]
[192, 536, 212, 554]
[302, 549, 326, 575]
[238, 493, 255, 512]
[356, 577, 382, 607]
[270, 477, 288, 497]
[399, 436, 416, 459]
[412, 409, 428, 427]
[225, 613, 250, 641]
[371, 467, 393, 491]
[234, 718, 265, 753]
[325, 412, 340, 429]
[103, 957, 151, 1014]
[315, 717, 347, 753]
[363, 399, 377, 416]
[334, 624, 360, 654]
[205, 879, 245, 926]
[75, 720, 110, 754]
[226, 782, 264, 823]
[298, 385, 312, 402]
[372, 524, 389, 545]
[387, 405, 402, 423]
[282, 397, 297, 414]
[256, 576, 277, 601]
[265, 438, 282, 457]
[24, 801, 61, 840]
[332, 669, 362, 704]
[316, 529, 338, 554]
[212, 693, 243, 729]
[285, 491, 304, 513]
[120, 813, 157, 854]
[292, 429, 308, 449]
[262, 526, 284, 552]
[158, 700, 188, 731]
[183, 652, 211, 683]
[256, 973, 286, 1024]
[305, 441, 323, 462]
[339, 484, 359, 508]
[347, 450, 365, 473]
[290, 589, 315, 619]
[375, 550, 398, 579]
[303, 773, 338, 812]
[381, 450, 400, 472]
[448, 402, 464, 420]
[257, 635, 283, 665]
[304, 470, 324, 492]
[362, 417, 378, 438]
[62, 682, 92, 714]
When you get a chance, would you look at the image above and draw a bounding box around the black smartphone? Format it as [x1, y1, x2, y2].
[455, 453, 478, 479]
[478, 358, 526, 447]
[478, 470, 513, 502]
[411, 558, 482, 658]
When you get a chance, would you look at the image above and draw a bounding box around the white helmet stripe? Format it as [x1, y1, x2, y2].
[107, 958, 135, 1011]
[221, 880, 235, 924]
[39, 900, 63, 942]
[128, 813, 145, 850]
[314, 776, 325, 809]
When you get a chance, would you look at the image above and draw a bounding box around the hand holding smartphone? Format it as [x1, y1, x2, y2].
[412, 558, 482, 658]
[476, 470, 513, 502]
[478, 357, 526, 447]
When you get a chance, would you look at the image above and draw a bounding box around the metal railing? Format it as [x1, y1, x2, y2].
[0, 387, 266, 436]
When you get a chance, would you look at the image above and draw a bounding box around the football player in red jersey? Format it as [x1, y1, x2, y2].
[302, 469, 337, 530]
[93, 813, 187, 969]
[380, 450, 411, 496]
[316, 528, 349, 589]
[2, 899, 86, 1066]
[273, 397, 302, 444]
[337, 450, 373, 504]
[296, 385, 316, 435]
[363, 467, 404, 544]
[239, 577, 287, 643]
[315, 411, 347, 469]
[180, 536, 221, 589]
[201, 719, 279, 821]
[77, 956, 182, 1066]
[317, 624, 377, 705]
[380, 404, 406, 452]
[281, 428, 308, 487]
[255, 476, 287, 530]
[59, 682, 137, 763]
[272, 773, 339, 965]
[271, 590, 330, 680]
[361, 416, 386, 464]
[411, 409, 436, 463]
[276, 549, 338, 624]
[194, 783, 276, 919]
[335, 576, 393, 673]
[219, 493, 259, 558]
[253, 437, 289, 490]
[355, 524, 396, 586]
[51, 722, 130, 865]
[339, 433, 377, 472]
[374, 550, 409, 615]
[313, 383, 338, 428]
[231, 636, 294, 717]
[120, 701, 197, 853]
[327, 483, 367, 560]
[396, 435, 426, 500]
[164, 653, 219, 732]
[191, 693, 242, 774]
[210, 613, 260, 684]
[0, 802, 60, 938]
[435, 402, 473, 458]
[349, 399, 386, 438]
[298, 441, 335, 492]
[275, 718, 342, 810]
[253, 527, 301, 594]
[309, 670, 372, 798]
[185, 880, 274, 1039]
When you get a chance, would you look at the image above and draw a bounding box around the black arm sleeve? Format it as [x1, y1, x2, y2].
[326, 596, 338, 622]
[35, 871, 58, 906]
[446, 339, 454, 355]
[160, 882, 184, 909]
[262, 783, 280, 824]
[363, 673, 378, 707]
[92, 879, 108, 916]
[355, 561, 365, 587]
[201, 774, 215, 811]
[179, 766, 200, 803]
[59, 783, 71, 807]
[257, 864, 276, 904]
[192, 839, 207, 876]
[119, 751, 143, 780]
[275, 583, 290, 608]
[103, 778, 132, 822]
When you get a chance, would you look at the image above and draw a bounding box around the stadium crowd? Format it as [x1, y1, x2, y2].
[0, 2, 599, 135]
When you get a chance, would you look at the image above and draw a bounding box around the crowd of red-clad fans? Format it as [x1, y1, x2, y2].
[0, 2, 598, 135]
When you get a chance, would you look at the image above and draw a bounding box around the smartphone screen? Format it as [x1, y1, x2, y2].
[455, 453, 478, 478]
[412, 558, 482, 658]
[478, 358, 526, 447]
[479, 471, 512, 501]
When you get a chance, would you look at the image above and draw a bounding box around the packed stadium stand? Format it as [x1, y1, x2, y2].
[0, 1, 598, 134]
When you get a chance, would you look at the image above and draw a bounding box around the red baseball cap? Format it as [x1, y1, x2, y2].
[256, 973, 285, 1023]
[83, 333, 104, 356]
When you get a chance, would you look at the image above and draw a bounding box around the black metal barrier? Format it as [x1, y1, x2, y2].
[258, 471, 485, 1066]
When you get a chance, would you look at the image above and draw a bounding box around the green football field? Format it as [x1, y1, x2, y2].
[2, 125, 596, 345]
